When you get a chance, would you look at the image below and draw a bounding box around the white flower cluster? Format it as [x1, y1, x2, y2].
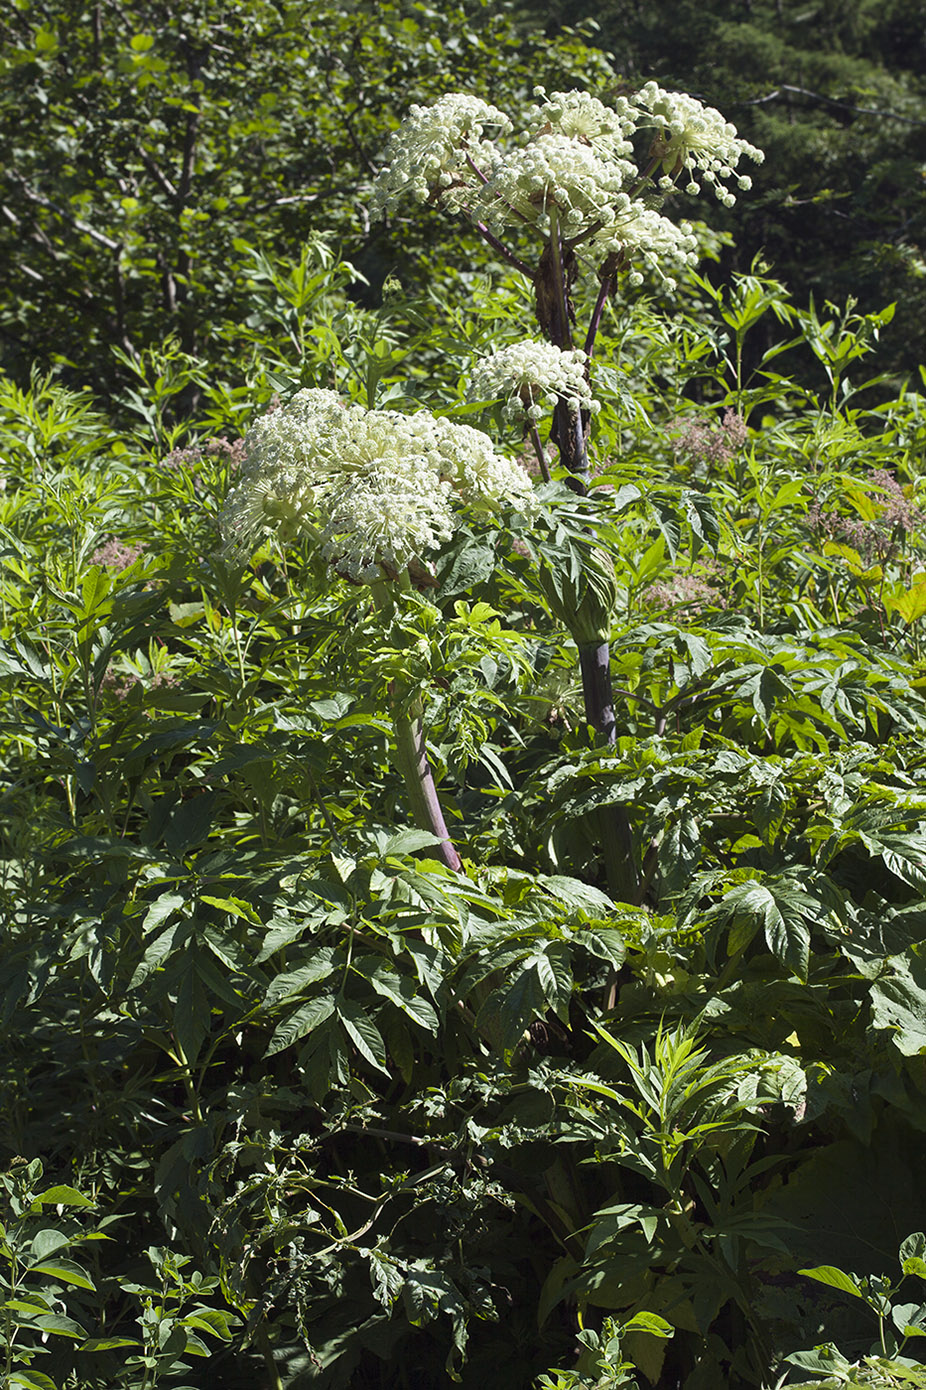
[371, 93, 511, 217]
[634, 82, 764, 206]
[525, 88, 635, 158]
[468, 340, 598, 423]
[471, 133, 636, 239]
[597, 205, 700, 290]
[372, 85, 761, 286]
[220, 389, 535, 583]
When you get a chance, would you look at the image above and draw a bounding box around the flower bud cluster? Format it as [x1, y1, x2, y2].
[472, 133, 637, 240]
[220, 389, 535, 583]
[468, 340, 598, 423]
[634, 82, 764, 206]
[372, 84, 761, 285]
[596, 204, 700, 291]
[371, 93, 511, 218]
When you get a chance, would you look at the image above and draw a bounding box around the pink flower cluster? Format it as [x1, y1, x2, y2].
[101, 667, 178, 700]
[671, 408, 748, 466]
[808, 468, 923, 566]
[643, 562, 727, 613]
[162, 435, 247, 471]
[91, 539, 144, 570]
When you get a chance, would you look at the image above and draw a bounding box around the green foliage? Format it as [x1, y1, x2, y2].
[0, 0, 611, 396]
[542, 0, 926, 377]
[3, 29, 926, 1386]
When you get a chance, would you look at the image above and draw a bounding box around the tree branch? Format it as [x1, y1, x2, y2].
[11, 180, 122, 251]
[741, 84, 924, 126]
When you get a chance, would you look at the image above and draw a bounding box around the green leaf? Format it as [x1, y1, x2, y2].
[368, 967, 438, 1032]
[798, 1265, 864, 1298]
[33, 1186, 94, 1209]
[29, 1257, 95, 1289]
[870, 954, 926, 1056]
[623, 1311, 675, 1338]
[33, 1312, 88, 1337]
[79, 1337, 141, 1351]
[9, 1371, 59, 1390]
[382, 829, 443, 857]
[477, 965, 546, 1057]
[31, 1229, 71, 1258]
[181, 1308, 238, 1340]
[265, 994, 336, 1056]
[339, 1000, 389, 1073]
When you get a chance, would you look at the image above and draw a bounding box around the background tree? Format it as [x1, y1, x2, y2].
[534, 0, 926, 378]
[0, 0, 611, 398]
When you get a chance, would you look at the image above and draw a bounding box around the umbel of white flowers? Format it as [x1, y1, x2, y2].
[372, 85, 763, 289]
[220, 389, 536, 583]
[468, 340, 599, 424]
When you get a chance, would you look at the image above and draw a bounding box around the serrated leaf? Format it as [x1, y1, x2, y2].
[199, 895, 261, 923]
[339, 1000, 389, 1073]
[265, 994, 335, 1056]
[477, 964, 546, 1056]
[870, 954, 926, 1056]
[368, 968, 438, 1032]
[382, 828, 442, 857]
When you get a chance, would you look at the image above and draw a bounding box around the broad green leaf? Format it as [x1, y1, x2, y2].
[382, 829, 443, 857]
[9, 1371, 59, 1390]
[33, 1312, 87, 1337]
[33, 1187, 94, 1209]
[477, 965, 546, 1057]
[29, 1257, 95, 1289]
[870, 954, 926, 1056]
[141, 893, 185, 933]
[181, 1308, 239, 1340]
[368, 968, 438, 1032]
[199, 895, 262, 923]
[339, 1000, 389, 1073]
[798, 1265, 863, 1298]
[265, 994, 336, 1056]
[31, 1229, 71, 1258]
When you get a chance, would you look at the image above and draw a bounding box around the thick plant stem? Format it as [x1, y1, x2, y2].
[371, 576, 462, 873]
[579, 642, 638, 902]
[578, 642, 615, 744]
[529, 423, 552, 483]
[391, 691, 462, 873]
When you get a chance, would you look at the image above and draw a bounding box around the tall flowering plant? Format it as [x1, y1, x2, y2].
[370, 82, 761, 897]
[220, 388, 535, 870]
[223, 84, 761, 891]
[373, 83, 761, 729]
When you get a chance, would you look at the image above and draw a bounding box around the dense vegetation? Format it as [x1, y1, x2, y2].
[3, 5, 926, 1390]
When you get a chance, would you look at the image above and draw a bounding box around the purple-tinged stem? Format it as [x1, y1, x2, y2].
[472, 220, 535, 279]
[391, 695, 462, 873]
[372, 576, 462, 873]
[529, 424, 552, 483]
[585, 273, 615, 358]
